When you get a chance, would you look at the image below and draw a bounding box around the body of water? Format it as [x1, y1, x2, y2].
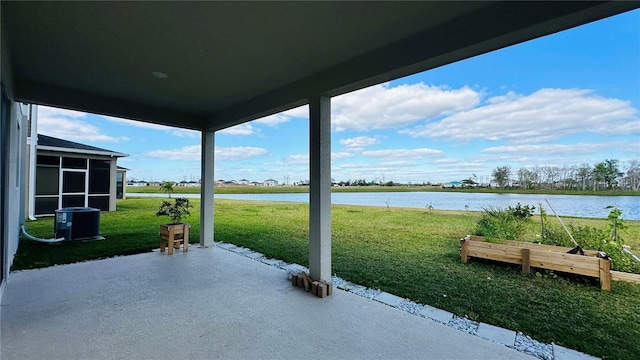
[132, 192, 640, 220]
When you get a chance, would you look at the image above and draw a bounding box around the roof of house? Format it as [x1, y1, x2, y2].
[37, 134, 128, 157]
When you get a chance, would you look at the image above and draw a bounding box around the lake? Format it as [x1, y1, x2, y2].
[131, 191, 640, 220]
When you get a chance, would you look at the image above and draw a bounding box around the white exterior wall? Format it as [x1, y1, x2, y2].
[1, 96, 27, 293]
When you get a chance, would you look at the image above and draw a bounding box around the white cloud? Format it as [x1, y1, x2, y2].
[362, 148, 443, 159]
[401, 88, 639, 142]
[219, 124, 256, 136]
[282, 105, 308, 119]
[433, 158, 460, 164]
[144, 145, 267, 161]
[217, 146, 268, 161]
[339, 136, 381, 150]
[332, 82, 481, 131]
[145, 145, 201, 161]
[332, 152, 355, 160]
[37, 106, 124, 142]
[481, 142, 626, 157]
[254, 113, 290, 126]
[170, 129, 199, 138]
[101, 115, 173, 131]
[283, 154, 309, 165]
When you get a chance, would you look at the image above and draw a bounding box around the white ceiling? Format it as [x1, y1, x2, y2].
[2, 1, 638, 131]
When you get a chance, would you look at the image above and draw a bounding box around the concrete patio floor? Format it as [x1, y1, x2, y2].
[1, 245, 535, 360]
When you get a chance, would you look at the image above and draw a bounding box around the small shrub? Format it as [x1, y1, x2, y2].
[473, 206, 527, 240]
[155, 197, 192, 224]
[507, 203, 536, 219]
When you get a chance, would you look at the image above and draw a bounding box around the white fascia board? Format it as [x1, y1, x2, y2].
[36, 145, 128, 158]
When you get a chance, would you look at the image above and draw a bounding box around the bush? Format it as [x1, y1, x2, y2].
[507, 203, 536, 219]
[155, 197, 192, 224]
[473, 206, 529, 240]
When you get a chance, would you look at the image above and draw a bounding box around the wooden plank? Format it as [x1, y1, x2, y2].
[611, 271, 640, 284]
[465, 236, 599, 256]
[522, 248, 530, 274]
[600, 258, 611, 291]
[168, 226, 175, 255]
[528, 250, 600, 277]
[466, 249, 522, 265]
[466, 241, 523, 265]
[503, 240, 600, 256]
[183, 225, 189, 252]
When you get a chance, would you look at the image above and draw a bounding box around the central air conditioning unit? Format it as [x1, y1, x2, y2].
[54, 207, 104, 241]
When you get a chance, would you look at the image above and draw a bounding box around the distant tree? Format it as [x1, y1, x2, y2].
[575, 163, 591, 191]
[622, 160, 640, 191]
[603, 159, 622, 189]
[159, 181, 175, 198]
[593, 159, 622, 190]
[517, 168, 537, 190]
[492, 166, 511, 188]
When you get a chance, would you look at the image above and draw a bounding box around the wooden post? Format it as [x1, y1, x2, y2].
[460, 239, 468, 263]
[521, 248, 530, 274]
[183, 224, 189, 252]
[599, 258, 611, 291]
[168, 226, 175, 255]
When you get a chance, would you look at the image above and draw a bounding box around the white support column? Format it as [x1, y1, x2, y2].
[308, 96, 331, 282]
[200, 130, 215, 247]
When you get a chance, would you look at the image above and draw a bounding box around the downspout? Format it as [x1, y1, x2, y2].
[27, 104, 37, 220]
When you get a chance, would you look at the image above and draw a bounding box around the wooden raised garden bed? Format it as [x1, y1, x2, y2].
[460, 235, 613, 290]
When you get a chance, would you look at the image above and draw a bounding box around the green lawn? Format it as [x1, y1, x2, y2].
[15, 197, 640, 360]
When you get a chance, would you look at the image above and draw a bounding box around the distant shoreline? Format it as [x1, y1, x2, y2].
[127, 185, 639, 197]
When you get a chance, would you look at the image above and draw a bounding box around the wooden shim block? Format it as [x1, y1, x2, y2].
[521, 248, 530, 274]
[302, 273, 310, 292]
[296, 274, 304, 288]
[600, 258, 611, 291]
[321, 281, 333, 296]
[292, 274, 298, 287]
[611, 270, 640, 284]
[311, 281, 319, 295]
[316, 283, 327, 298]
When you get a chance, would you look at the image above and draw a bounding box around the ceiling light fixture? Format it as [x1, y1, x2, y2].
[152, 71, 168, 79]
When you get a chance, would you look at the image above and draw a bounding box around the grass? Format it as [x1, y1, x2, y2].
[127, 185, 640, 196]
[15, 198, 640, 360]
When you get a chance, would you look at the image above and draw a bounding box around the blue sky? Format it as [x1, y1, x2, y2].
[37, 10, 639, 185]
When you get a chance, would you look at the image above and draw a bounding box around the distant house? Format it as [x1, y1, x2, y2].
[238, 179, 250, 186]
[116, 166, 128, 199]
[28, 134, 128, 217]
[442, 181, 463, 188]
[263, 179, 278, 187]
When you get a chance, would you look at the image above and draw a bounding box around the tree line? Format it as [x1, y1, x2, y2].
[490, 159, 640, 191]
